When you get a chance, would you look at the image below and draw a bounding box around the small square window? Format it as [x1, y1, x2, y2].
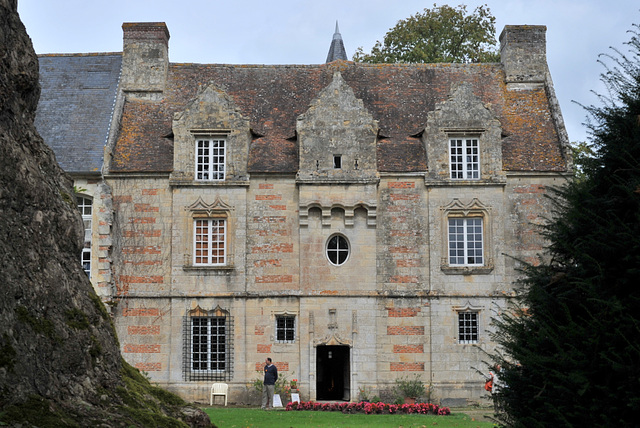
[333, 155, 342, 169]
[276, 315, 296, 343]
[458, 312, 478, 344]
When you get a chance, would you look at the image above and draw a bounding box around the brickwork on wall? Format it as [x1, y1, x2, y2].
[135, 362, 162, 372]
[255, 362, 289, 372]
[257, 344, 272, 353]
[248, 179, 298, 292]
[387, 326, 425, 335]
[128, 325, 160, 335]
[110, 179, 171, 297]
[122, 308, 160, 317]
[393, 345, 424, 353]
[123, 344, 161, 353]
[390, 362, 425, 372]
[379, 179, 427, 291]
[388, 307, 421, 317]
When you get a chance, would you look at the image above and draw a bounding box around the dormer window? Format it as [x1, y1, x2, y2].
[333, 155, 342, 169]
[196, 137, 226, 181]
[449, 138, 479, 180]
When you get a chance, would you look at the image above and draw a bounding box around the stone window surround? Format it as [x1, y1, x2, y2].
[440, 198, 494, 275]
[194, 135, 226, 182]
[453, 302, 484, 345]
[458, 311, 479, 344]
[183, 196, 235, 271]
[447, 135, 482, 182]
[183, 305, 234, 381]
[326, 233, 350, 266]
[193, 217, 227, 266]
[187, 129, 231, 184]
[274, 312, 297, 344]
[191, 315, 227, 372]
[270, 309, 300, 347]
[448, 217, 484, 266]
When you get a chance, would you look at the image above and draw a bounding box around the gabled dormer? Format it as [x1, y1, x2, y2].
[423, 82, 504, 184]
[170, 84, 251, 185]
[297, 72, 378, 183]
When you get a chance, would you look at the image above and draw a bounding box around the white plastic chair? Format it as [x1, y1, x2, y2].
[210, 382, 229, 406]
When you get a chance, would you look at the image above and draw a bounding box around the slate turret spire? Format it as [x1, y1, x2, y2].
[325, 21, 348, 63]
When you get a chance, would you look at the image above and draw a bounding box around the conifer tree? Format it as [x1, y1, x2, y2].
[490, 22, 640, 427]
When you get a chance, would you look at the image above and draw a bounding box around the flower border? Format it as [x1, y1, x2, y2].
[285, 400, 451, 415]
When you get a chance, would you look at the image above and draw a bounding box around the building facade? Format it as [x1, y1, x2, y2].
[36, 22, 570, 405]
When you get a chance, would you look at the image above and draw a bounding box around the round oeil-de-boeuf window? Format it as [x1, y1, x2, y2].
[326, 234, 350, 266]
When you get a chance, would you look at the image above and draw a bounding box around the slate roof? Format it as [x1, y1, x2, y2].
[111, 60, 567, 174]
[36, 53, 122, 174]
[326, 22, 348, 63]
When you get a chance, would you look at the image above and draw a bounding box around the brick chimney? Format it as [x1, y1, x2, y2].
[499, 25, 547, 89]
[121, 22, 170, 99]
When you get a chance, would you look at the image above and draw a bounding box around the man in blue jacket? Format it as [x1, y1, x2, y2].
[262, 357, 278, 409]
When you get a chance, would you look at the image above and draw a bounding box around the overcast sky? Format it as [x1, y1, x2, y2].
[17, 0, 640, 143]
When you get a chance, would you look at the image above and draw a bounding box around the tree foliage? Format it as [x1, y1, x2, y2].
[490, 22, 640, 427]
[353, 4, 499, 64]
[569, 141, 597, 182]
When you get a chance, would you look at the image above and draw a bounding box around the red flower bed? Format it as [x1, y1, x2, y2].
[285, 400, 450, 416]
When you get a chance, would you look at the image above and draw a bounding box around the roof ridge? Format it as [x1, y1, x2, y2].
[38, 52, 122, 58]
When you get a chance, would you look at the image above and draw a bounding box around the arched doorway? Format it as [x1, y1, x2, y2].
[316, 345, 350, 401]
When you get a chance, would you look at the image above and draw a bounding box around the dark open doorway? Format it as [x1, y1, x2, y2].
[316, 345, 350, 401]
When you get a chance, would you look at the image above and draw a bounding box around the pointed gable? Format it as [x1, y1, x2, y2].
[169, 83, 251, 183]
[424, 82, 504, 181]
[297, 72, 378, 182]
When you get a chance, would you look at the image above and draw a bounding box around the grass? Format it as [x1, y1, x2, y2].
[203, 406, 498, 428]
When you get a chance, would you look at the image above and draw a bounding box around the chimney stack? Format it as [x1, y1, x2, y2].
[121, 22, 170, 99]
[499, 25, 547, 90]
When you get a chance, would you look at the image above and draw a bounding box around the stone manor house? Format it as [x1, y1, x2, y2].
[35, 22, 570, 405]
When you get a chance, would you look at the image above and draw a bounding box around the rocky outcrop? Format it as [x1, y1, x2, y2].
[0, 1, 212, 426]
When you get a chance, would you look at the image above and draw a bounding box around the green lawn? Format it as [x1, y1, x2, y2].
[203, 406, 497, 428]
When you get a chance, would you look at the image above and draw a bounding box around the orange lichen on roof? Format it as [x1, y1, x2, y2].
[111, 100, 173, 173]
[501, 88, 566, 171]
[109, 61, 567, 174]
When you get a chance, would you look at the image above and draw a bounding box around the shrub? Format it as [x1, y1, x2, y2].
[394, 375, 425, 399]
